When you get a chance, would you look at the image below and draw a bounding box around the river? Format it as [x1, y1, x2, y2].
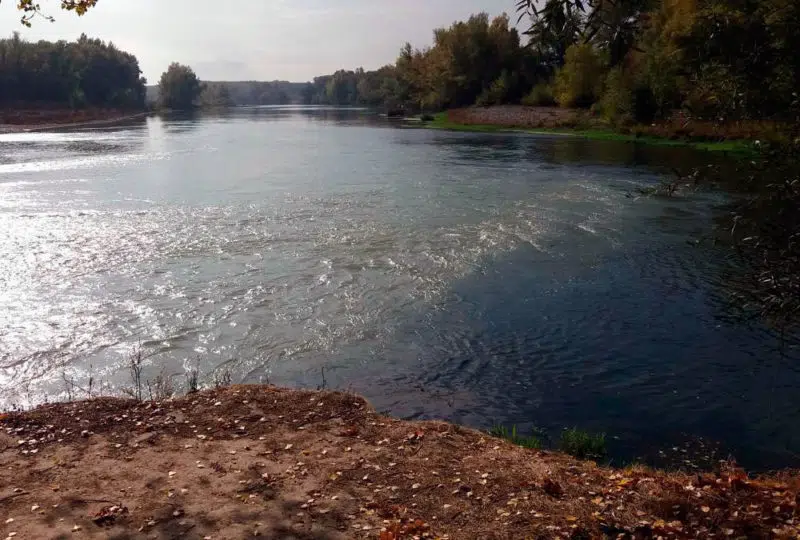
[1, 106, 798, 469]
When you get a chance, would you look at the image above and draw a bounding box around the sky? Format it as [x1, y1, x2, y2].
[1, 0, 519, 83]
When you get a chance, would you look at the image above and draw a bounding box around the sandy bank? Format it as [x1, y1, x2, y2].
[1, 386, 798, 539]
[0, 111, 149, 134]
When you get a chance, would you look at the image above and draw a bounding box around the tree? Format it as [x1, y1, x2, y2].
[516, 0, 652, 66]
[158, 63, 201, 110]
[198, 83, 233, 108]
[0, 33, 145, 110]
[4, 0, 98, 27]
[522, 0, 583, 68]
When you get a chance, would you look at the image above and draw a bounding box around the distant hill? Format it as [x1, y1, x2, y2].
[146, 80, 308, 106]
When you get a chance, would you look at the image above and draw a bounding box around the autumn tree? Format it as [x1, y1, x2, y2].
[158, 63, 201, 111]
[3, 0, 98, 26]
[553, 43, 604, 107]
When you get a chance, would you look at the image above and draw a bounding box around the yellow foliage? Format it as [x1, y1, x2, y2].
[554, 43, 605, 108]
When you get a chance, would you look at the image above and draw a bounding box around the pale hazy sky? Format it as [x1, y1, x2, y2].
[1, 0, 518, 83]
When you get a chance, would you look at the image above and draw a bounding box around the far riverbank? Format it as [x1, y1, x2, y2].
[418, 106, 760, 154]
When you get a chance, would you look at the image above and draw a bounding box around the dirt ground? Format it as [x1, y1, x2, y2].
[2, 386, 799, 539]
[446, 106, 584, 129]
[0, 109, 148, 133]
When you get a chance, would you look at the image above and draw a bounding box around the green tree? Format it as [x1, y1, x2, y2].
[522, 0, 582, 68]
[158, 63, 201, 110]
[517, 0, 652, 66]
[0, 32, 145, 110]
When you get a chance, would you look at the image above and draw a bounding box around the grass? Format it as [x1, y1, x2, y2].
[417, 111, 754, 154]
[559, 428, 607, 460]
[489, 424, 542, 449]
[489, 424, 608, 461]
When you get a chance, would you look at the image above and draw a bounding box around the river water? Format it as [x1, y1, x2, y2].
[1, 107, 798, 469]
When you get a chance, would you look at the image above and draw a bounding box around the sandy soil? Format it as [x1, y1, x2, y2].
[2, 386, 799, 539]
[446, 106, 584, 129]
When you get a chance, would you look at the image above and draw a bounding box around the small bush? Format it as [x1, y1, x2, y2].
[146, 371, 175, 401]
[476, 70, 517, 107]
[489, 424, 542, 449]
[554, 43, 605, 108]
[185, 368, 200, 394]
[127, 346, 144, 401]
[559, 428, 607, 460]
[522, 82, 556, 107]
[419, 113, 435, 122]
[212, 366, 233, 388]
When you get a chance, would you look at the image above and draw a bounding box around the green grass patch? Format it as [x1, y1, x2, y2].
[488, 424, 542, 449]
[559, 428, 607, 460]
[490, 424, 608, 461]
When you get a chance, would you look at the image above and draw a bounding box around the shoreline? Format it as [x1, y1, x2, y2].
[2, 385, 798, 538]
[414, 108, 754, 154]
[0, 111, 150, 134]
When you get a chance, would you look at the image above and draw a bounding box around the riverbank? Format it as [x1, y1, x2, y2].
[0, 109, 149, 134]
[420, 106, 757, 154]
[2, 386, 798, 539]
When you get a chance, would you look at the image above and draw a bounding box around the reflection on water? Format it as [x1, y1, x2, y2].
[0, 107, 798, 470]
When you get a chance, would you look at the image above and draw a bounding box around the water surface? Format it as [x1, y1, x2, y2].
[1, 107, 798, 469]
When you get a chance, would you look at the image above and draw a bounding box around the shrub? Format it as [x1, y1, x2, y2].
[185, 368, 200, 394]
[476, 71, 513, 107]
[212, 366, 233, 388]
[554, 43, 605, 108]
[146, 371, 175, 401]
[522, 82, 556, 106]
[559, 428, 607, 460]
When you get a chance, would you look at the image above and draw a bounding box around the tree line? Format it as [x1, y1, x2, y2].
[0, 32, 146, 109]
[299, 13, 531, 112]
[3, 1, 798, 125]
[301, 1, 799, 126]
[155, 80, 308, 109]
[514, 0, 800, 125]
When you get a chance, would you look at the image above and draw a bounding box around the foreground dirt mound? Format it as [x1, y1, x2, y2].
[2, 386, 799, 539]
